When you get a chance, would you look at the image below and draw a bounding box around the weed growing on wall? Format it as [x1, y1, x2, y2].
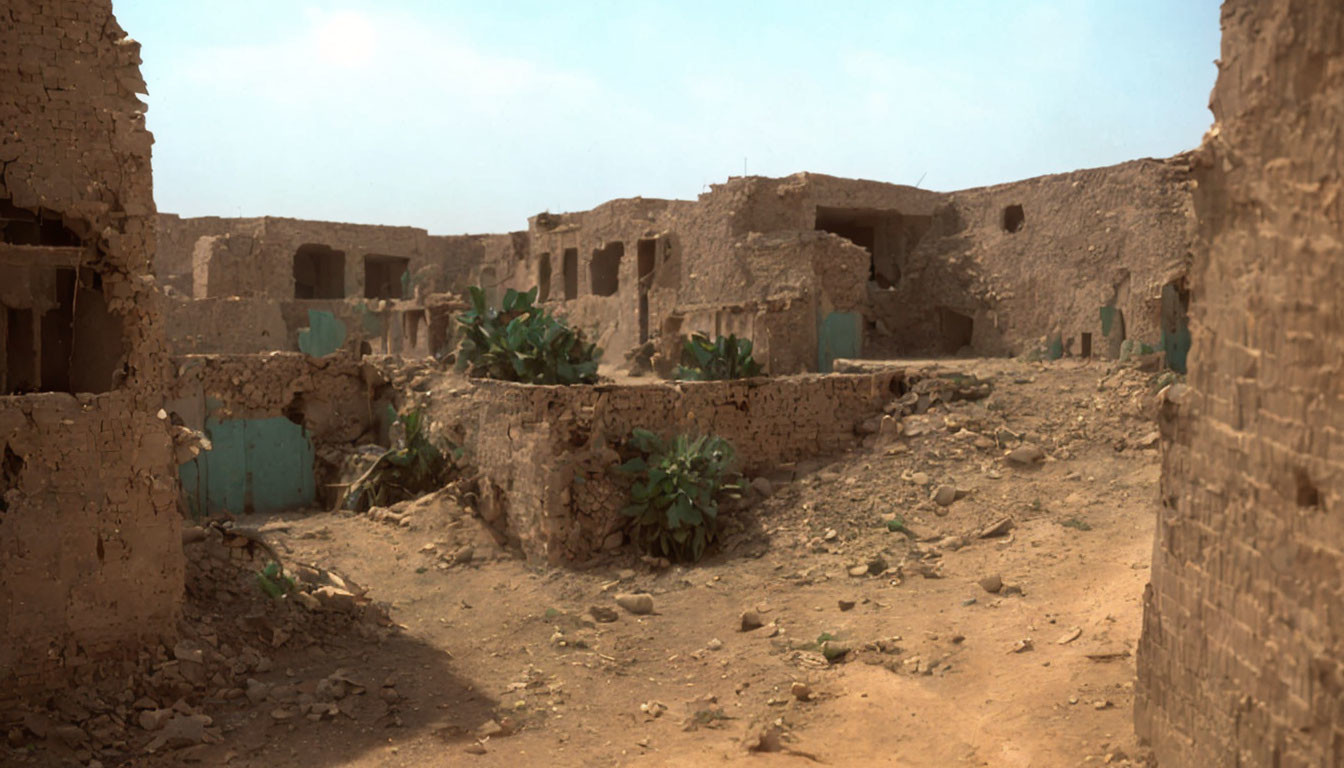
[455, 285, 601, 384]
[618, 428, 742, 562]
[675, 333, 762, 381]
[344, 410, 461, 512]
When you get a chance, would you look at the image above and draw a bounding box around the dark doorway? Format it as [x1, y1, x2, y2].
[1080, 332, 1093, 358]
[39, 268, 76, 392]
[363, 254, 410, 299]
[537, 253, 552, 302]
[0, 199, 81, 246]
[937, 307, 974, 354]
[5, 308, 35, 394]
[294, 244, 346, 299]
[591, 242, 623, 297]
[1002, 204, 1025, 234]
[562, 248, 578, 300]
[637, 239, 657, 343]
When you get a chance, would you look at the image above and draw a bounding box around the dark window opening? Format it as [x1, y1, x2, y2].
[937, 307, 974, 355]
[293, 244, 346, 299]
[1080, 332, 1093, 358]
[0, 199, 82, 246]
[1002, 204, 1025, 234]
[39, 268, 76, 392]
[815, 206, 930, 289]
[591, 242, 623, 297]
[0, 444, 24, 513]
[537, 253, 552, 302]
[363, 254, 410, 299]
[562, 248, 578, 300]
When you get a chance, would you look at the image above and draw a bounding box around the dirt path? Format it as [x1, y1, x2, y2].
[139, 359, 1162, 768]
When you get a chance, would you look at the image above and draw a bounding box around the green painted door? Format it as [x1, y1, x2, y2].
[179, 417, 316, 516]
[818, 312, 861, 373]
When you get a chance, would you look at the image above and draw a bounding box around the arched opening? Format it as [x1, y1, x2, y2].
[1002, 204, 1025, 234]
[363, 254, 409, 299]
[537, 253, 552, 302]
[562, 249, 579, 300]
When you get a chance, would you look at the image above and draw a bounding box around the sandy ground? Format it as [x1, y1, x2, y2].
[10, 358, 1164, 768]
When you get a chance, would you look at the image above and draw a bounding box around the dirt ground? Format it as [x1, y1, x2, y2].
[11, 358, 1166, 768]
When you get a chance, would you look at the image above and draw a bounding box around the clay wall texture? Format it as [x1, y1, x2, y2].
[0, 0, 181, 697]
[1135, 1, 1344, 765]
[449, 372, 900, 564]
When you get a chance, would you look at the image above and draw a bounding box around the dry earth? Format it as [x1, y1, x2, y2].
[8, 358, 1168, 768]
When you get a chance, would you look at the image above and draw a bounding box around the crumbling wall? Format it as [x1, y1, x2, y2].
[0, 0, 180, 697]
[452, 372, 901, 563]
[1135, 2, 1344, 765]
[889, 159, 1195, 358]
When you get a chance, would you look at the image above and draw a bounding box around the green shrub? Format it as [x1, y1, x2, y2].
[675, 332, 762, 381]
[618, 429, 741, 562]
[455, 285, 601, 384]
[343, 409, 461, 512]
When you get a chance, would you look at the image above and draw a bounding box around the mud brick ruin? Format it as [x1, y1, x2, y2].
[0, 0, 1340, 765]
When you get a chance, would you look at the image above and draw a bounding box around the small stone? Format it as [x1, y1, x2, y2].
[978, 517, 1015, 538]
[617, 569, 637, 580]
[453, 546, 475, 564]
[750, 477, 773, 498]
[978, 574, 1003, 594]
[739, 611, 764, 632]
[615, 593, 654, 615]
[939, 535, 966, 551]
[790, 682, 812, 701]
[589, 605, 619, 623]
[294, 591, 320, 611]
[312, 585, 357, 612]
[1011, 638, 1034, 653]
[911, 472, 931, 486]
[463, 742, 487, 755]
[270, 708, 295, 721]
[1056, 628, 1083, 645]
[50, 725, 88, 749]
[837, 599, 856, 611]
[476, 720, 504, 738]
[847, 565, 869, 578]
[932, 485, 957, 506]
[823, 528, 838, 541]
[706, 638, 724, 651]
[1006, 444, 1046, 465]
[138, 709, 171, 731]
[866, 555, 888, 576]
[744, 724, 783, 752]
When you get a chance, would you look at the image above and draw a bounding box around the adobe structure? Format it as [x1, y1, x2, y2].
[0, 0, 182, 698]
[156, 158, 1196, 374]
[1135, 0, 1344, 764]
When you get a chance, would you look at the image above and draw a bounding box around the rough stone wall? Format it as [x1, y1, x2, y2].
[894, 159, 1196, 358]
[451, 372, 901, 563]
[0, 0, 181, 697]
[1135, 2, 1344, 766]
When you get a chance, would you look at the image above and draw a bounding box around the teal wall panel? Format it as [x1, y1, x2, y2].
[179, 416, 315, 516]
[297, 309, 347, 357]
[818, 312, 861, 373]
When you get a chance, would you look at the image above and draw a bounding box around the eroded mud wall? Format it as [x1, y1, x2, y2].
[0, 0, 181, 697]
[1135, 2, 1344, 765]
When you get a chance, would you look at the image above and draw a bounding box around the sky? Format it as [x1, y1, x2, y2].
[113, 1, 1223, 235]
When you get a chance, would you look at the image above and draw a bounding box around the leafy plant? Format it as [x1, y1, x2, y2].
[618, 429, 742, 562]
[1061, 516, 1093, 531]
[343, 409, 462, 512]
[455, 285, 601, 384]
[255, 561, 295, 599]
[674, 333, 762, 381]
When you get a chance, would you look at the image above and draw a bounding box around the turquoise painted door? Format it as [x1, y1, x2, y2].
[1160, 283, 1191, 374]
[818, 312, 861, 373]
[180, 417, 316, 517]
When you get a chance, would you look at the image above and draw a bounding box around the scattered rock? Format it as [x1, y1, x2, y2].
[1056, 628, 1083, 645]
[750, 477, 773, 498]
[978, 517, 1015, 539]
[932, 485, 957, 506]
[1011, 638, 1034, 653]
[312, 585, 357, 612]
[743, 724, 783, 753]
[1006, 444, 1046, 465]
[589, 605, 619, 623]
[838, 599, 856, 611]
[790, 682, 812, 701]
[614, 593, 654, 615]
[866, 555, 888, 576]
[463, 742, 488, 755]
[706, 638, 724, 651]
[739, 611, 764, 632]
[847, 565, 869, 578]
[911, 471, 931, 486]
[939, 535, 966, 551]
[978, 574, 1003, 594]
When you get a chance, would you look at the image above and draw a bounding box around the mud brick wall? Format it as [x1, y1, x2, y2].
[0, 395, 182, 701]
[1135, 1, 1344, 765]
[0, 1, 181, 697]
[458, 372, 901, 563]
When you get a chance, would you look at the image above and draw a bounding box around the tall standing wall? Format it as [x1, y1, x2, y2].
[1135, 1, 1344, 765]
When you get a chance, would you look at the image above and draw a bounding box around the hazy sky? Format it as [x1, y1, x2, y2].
[114, 1, 1222, 234]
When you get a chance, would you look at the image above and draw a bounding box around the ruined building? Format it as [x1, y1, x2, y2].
[1136, 0, 1344, 764]
[156, 159, 1195, 375]
[0, 1, 182, 697]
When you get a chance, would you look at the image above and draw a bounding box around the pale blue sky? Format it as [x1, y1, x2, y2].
[114, 1, 1222, 234]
